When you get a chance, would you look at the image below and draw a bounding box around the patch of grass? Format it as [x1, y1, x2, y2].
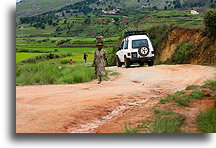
[124, 114, 185, 133]
[154, 109, 175, 115]
[159, 91, 205, 107]
[174, 92, 205, 107]
[159, 91, 186, 104]
[16, 53, 46, 63]
[212, 96, 216, 100]
[17, 53, 72, 64]
[175, 97, 190, 107]
[189, 92, 205, 100]
[150, 116, 185, 133]
[203, 80, 216, 91]
[186, 85, 200, 90]
[124, 124, 140, 133]
[197, 105, 216, 133]
[211, 64, 216, 68]
[16, 63, 96, 85]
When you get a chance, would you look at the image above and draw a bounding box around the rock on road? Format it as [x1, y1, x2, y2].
[16, 64, 215, 133]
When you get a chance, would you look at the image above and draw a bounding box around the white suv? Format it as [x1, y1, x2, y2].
[116, 31, 155, 68]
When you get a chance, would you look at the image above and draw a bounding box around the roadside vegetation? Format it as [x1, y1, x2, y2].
[197, 103, 216, 133]
[16, 63, 97, 85]
[125, 78, 216, 133]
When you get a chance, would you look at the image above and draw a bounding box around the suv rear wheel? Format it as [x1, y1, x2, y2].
[147, 61, 154, 67]
[116, 56, 122, 67]
[124, 56, 130, 68]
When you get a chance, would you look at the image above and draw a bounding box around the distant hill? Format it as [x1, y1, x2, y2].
[16, 0, 82, 17]
[17, 0, 215, 18]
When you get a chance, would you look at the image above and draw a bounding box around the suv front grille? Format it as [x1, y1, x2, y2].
[132, 52, 137, 58]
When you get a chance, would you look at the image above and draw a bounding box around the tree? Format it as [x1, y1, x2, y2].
[153, 6, 158, 10]
[173, 0, 182, 8]
[204, 9, 216, 38]
[84, 16, 91, 25]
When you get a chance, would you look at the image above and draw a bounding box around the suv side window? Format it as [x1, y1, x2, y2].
[124, 41, 128, 50]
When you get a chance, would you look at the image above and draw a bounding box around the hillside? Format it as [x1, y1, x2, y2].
[16, 0, 82, 17]
[17, 0, 216, 18]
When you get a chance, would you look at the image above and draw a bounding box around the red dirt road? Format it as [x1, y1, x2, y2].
[16, 65, 215, 133]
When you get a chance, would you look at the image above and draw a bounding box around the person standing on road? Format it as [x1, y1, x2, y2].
[92, 37, 107, 84]
[84, 52, 88, 63]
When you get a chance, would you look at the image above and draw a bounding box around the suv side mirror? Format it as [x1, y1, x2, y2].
[118, 47, 121, 50]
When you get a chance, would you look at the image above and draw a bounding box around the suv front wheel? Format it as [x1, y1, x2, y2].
[116, 56, 122, 67]
[124, 56, 130, 68]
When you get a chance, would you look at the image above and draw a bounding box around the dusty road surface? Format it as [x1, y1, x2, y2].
[16, 64, 215, 133]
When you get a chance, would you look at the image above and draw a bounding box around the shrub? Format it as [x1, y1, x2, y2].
[171, 40, 197, 64]
[106, 45, 119, 66]
[204, 9, 216, 38]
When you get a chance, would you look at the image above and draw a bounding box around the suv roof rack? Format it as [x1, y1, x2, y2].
[124, 30, 149, 38]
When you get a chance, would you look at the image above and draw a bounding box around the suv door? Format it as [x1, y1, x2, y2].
[118, 41, 125, 62]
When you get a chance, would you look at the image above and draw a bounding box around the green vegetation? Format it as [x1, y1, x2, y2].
[197, 104, 216, 133]
[154, 109, 175, 115]
[204, 9, 216, 37]
[124, 111, 185, 133]
[203, 80, 216, 91]
[16, 63, 97, 85]
[150, 116, 185, 133]
[16, 53, 46, 63]
[159, 91, 185, 104]
[171, 40, 197, 64]
[159, 91, 206, 107]
[16, 9, 204, 38]
[16, 0, 82, 17]
[17, 52, 72, 64]
[124, 124, 140, 133]
[186, 85, 200, 90]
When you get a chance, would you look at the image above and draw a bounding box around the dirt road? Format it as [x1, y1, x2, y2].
[16, 64, 215, 133]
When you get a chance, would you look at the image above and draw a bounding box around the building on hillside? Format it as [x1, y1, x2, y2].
[102, 10, 116, 14]
[97, 18, 103, 23]
[102, 9, 120, 14]
[191, 10, 199, 15]
[110, 19, 115, 23]
[122, 16, 127, 21]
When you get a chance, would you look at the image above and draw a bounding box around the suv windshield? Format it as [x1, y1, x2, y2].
[132, 39, 149, 49]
